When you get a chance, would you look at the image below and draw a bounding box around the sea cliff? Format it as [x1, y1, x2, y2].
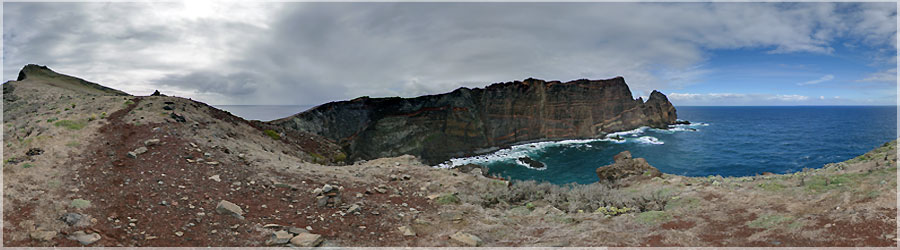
[270, 77, 677, 164]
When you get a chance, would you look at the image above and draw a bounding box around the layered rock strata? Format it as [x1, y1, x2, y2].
[271, 77, 677, 164]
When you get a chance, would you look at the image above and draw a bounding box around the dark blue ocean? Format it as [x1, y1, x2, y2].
[218, 105, 897, 184]
[440, 106, 898, 184]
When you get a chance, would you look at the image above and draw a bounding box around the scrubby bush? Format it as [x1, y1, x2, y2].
[636, 211, 671, 225]
[54, 120, 86, 130]
[436, 193, 461, 205]
[264, 129, 280, 140]
[332, 152, 347, 162]
[463, 179, 673, 214]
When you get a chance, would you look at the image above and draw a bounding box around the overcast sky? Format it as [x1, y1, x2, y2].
[3, 2, 897, 106]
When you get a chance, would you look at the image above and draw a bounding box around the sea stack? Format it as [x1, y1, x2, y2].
[270, 77, 678, 164]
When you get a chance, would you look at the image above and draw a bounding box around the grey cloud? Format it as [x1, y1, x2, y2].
[3, 2, 896, 105]
[155, 71, 259, 96]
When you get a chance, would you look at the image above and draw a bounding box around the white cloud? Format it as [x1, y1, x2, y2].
[856, 68, 897, 83]
[772, 94, 810, 101]
[669, 92, 811, 105]
[3, 2, 896, 105]
[798, 74, 834, 85]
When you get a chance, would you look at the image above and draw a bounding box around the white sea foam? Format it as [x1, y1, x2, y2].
[435, 122, 708, 168]
[605, 126, 649, 138]
[636, 136, 664, 145]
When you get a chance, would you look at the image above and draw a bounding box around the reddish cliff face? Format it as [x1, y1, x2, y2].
[270, 77, 677, 164]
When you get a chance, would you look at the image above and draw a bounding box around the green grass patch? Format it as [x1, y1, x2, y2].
[46, 117, 59, 123]
[66, 141, 81, 147]
[263, 129, 280, 140]
[332, 152, 347, 162]
[124, 100, 135, 105]
[70, 199, 91, 209]
[436, 193, 461, 205]
[747, 213, 794, 229]
[664, 196, 701, 210]
[22, 163, 33, 169]
[804, 175, 854, 193]
[636, 211, 671, 225]
[758, 181, 786, 192]
[54, 120, 87, 130]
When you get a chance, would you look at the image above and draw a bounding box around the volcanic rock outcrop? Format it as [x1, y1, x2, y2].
[596, 151, 662, 185]
[271, 77, 677, 164]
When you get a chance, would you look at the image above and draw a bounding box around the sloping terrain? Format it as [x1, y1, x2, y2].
[2, 65, 896, 247]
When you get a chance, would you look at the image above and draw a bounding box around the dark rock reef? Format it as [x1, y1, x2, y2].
[596, 151, 662, 185]
[270, 77, 677, 164]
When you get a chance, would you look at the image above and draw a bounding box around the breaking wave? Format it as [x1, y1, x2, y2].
[435, 121, 708, 169]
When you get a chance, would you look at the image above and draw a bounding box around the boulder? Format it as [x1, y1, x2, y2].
[68, 230, 101, 245]
[398, 226, 416, 236]
[216, 200, 245, 219]
[470, 168, 484, 177]
[144, 139, 160, 146]
[290, 232, 323, 247]
[170, 113, 186, 123]
[347, 204, 361, 213]
[60, 213, 84, 226]
[450, 231, 483, 247]
[288, 227, 309, 235]
[26, 148, 43, 156]
[30, 230, 56, 241]
[517, 156, 545, 169]
[613, 151, 632, 162]
[133, 147, 148, 155]
[266, 230, 293, 245]
[596, 151, 662, 186]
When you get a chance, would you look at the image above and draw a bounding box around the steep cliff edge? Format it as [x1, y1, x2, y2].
[270, 77, 677, 164]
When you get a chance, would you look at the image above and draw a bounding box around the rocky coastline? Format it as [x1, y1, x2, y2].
[2, 64, 896, 247]
[270, 77, 678, 165]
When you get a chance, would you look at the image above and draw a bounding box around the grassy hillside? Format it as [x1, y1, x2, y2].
[2, 64, 896, 247]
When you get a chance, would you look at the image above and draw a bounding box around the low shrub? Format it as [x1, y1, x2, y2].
[54, 120, 86, 130]
[465, 179, 673, 213]
[636, 211, 671, 225]
[332, 152, 347, 162]
[264, 129, 280, 140]
[436, 193, 461, 205]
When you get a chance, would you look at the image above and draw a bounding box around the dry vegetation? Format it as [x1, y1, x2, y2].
[2, 66, 896, 247]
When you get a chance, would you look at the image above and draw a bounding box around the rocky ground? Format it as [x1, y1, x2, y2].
[2, 65, 897, 247]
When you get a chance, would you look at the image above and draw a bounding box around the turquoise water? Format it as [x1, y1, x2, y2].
[440, 106, 898, 184]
